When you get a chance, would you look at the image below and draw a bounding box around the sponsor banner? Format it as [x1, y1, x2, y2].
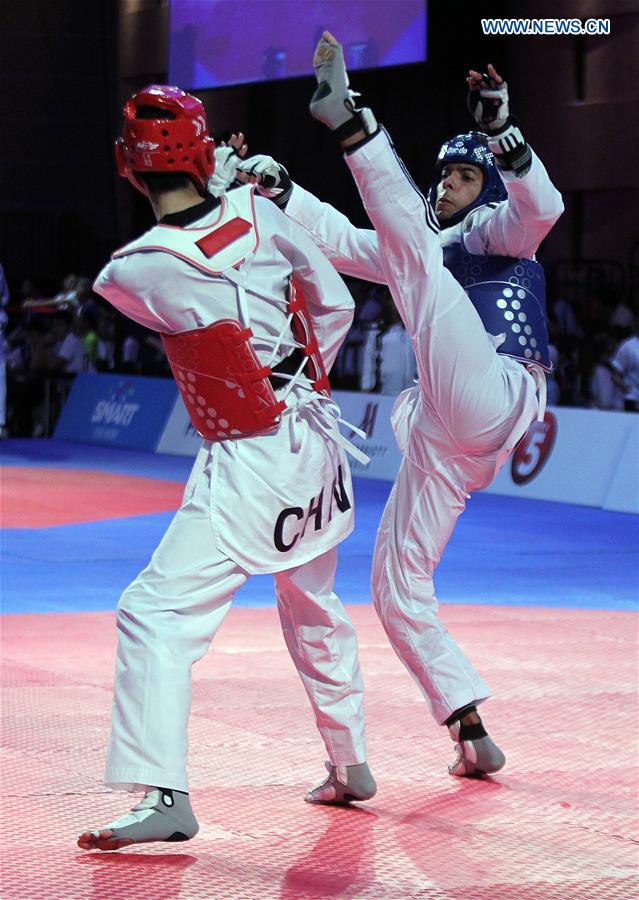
[485, 406, 639, 513]
[153, 386, 639, 513]
[55, 373, 178, 451]
[156, 394, 202, 457]
[331, 394, 638, 513]
[156, 389, 403, 473]
[602, 423, 639, 514]
[332, 391, 402, 480]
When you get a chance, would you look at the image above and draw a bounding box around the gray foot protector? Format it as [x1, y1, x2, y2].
[90, 788, 199, 847]
[448, 724, 507, 778]
[305, 762, 377, 805]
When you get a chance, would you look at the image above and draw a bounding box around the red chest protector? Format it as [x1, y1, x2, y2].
[112, 187, 330, 441]
[162, 277, 329, 441]
[162, 319, 284, 440]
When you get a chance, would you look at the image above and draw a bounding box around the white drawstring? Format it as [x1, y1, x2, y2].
[337, 416, 367, 441]
[266, 313, 295, 366]
[220, 264, 370, 465]
[278, 354, 310, 402]
[222, 264, 308, 380]
[281, 393, 370, 465]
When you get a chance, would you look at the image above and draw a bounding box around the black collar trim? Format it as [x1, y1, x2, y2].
[160, 196, 220, 227]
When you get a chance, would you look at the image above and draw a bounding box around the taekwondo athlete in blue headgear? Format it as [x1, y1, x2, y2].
[429, 66, 554, 371]
[230, 51, 564, 782]
[237, 66, 559, 373]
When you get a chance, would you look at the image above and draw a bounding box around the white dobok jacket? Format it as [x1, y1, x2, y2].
[94, 186, 358, 573]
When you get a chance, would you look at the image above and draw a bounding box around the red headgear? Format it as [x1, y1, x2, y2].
[115, 85, 215, 196]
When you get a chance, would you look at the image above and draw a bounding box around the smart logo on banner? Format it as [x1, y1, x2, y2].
[91, 380, 140, 435]
[55, 373, 178, 451]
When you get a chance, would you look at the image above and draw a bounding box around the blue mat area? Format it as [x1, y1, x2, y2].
[0, 438, 194, 482]
[1, 439, 637, 613]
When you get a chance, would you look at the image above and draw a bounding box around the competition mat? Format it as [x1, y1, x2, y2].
[1, 438, 637, 898]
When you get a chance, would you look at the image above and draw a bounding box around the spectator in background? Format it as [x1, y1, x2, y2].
[611, 330, 639, 412]
[610, 298, 636, 337]
[356, 284, 385, 392]
[358, 319, 380, 391]
[77, 308, 100, 371]
[357, 284, 384, 325]
[589, 334, 625, 410]
[121, 324, 141, 373]
[45, 311, 87, 375]
[75, 276, 93, 308]
[22, 273, 80, 314]
[551, 295, 580, 338]
[378, 290, 417, 395]
[95, 304, 117, 371]
[17, 278, 44, 310]
[551, 330, 581, 405]
[330, 281, 382, 391]
[330, 313, 363, 389]
[6, 318, 50, 436]
[52, 273, 80, 311]
[0, 263, 9, 438]
[544, 335, 561, 406]
[6, 279, 38, 343]
[120, 321, 170, 376]
[24, 311, 89, 436]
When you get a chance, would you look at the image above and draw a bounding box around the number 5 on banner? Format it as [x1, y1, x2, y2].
[511, 411, 557, 485]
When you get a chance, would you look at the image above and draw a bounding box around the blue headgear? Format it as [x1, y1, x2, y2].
[428, 131, 507, 228]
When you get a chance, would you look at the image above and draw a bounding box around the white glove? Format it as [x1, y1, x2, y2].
[236, 155, 293, 207]
[206, 145, 242, 198]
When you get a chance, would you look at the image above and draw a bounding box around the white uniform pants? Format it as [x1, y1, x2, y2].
[106, 456, 367, 793]
[347, 130, 539, 724]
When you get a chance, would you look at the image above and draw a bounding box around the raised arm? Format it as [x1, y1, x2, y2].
[286, 183, 385, 284]
[463, 63, 564, 258]
[237, 154, 386, 285]
[259, 197, 356, 372]
[462, 150, 564, 259]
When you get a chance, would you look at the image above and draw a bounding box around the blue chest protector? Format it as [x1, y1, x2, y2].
[442, 243, 551, 371]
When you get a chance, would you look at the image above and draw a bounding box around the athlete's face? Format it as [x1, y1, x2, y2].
[435, 163, 484, 222]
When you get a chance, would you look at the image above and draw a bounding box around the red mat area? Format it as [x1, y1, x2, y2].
[0, 467, 184, 527]
[1, 605, 637, 898]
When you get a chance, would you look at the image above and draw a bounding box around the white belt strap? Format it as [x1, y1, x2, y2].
[526, 363, 547, 422]
[283, 395, 370, 466]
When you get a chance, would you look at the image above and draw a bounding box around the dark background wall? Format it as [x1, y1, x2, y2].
[0, 1, 118, 291]
[1, 0, 638, 294]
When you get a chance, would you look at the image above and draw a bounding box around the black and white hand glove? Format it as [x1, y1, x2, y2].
[236, 155, 293, 208]
[206, 145, 243, 198]
[467, 65, 531, 177]
[468, 75, 510, 132]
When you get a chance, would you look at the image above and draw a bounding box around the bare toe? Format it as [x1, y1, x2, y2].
[77, 828, 127, 852]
